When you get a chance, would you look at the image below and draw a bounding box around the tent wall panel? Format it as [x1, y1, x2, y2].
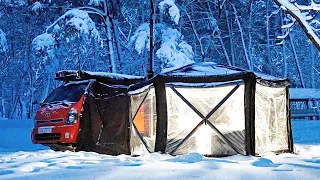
[165, 87, 203, 154]
[130, 123, 150, 155]
[166, 83, 246, 156]
[173, 125, 238, 156]
[77, 82, 130, 155]
[255, 83, 288, 155]
[206, 84, 246, 155]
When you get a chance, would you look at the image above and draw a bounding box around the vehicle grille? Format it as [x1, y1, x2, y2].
[37, 118, 64, 124]
[35, 133, 61, 141]
[50, 119, 64, 123]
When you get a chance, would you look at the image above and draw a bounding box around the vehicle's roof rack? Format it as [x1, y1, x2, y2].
[55, 70, 146, 86]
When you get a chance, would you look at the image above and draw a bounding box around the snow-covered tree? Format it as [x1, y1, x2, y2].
[130, 0, 194, 72]
[78, 0, 120, 73]
[45, 9, 100, 45]
[32, 9, 101, 68]
[274, 0, 320, 51]
[0, 29, 7, 53]
[32, 8, 102, 100]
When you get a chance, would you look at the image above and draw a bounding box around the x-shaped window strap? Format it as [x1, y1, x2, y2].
[131, 88, 153, 153]
[169, 84, 241, 155]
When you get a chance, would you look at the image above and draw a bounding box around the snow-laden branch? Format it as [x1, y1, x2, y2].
[31, 2, 44, 13]
[78, 6, 106, 17]
[159, 0, 180, 25]
[294, 1, 320, 11]
[31, 33, 56, 60]
[130, 23, 194, 70]
[281, 20, 295, 29]
[32, 33, 56, 52]
[277, 29, 290, 39]
[274, 0, 320, 51]
[45, 9, 100, 43]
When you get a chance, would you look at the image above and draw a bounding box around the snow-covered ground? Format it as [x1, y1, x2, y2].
[0, 119, 320, 180]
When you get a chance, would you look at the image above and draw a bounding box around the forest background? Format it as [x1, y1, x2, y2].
[0, 0, 319, 119]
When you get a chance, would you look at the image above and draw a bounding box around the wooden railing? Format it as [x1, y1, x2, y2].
[290, 99, 320, 120]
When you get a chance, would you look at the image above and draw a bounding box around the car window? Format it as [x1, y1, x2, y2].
[43, 84, 87, 103]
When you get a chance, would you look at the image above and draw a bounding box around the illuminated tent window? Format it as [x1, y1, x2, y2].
[130, 87, 157, 155]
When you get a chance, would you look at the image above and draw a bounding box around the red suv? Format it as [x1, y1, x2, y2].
[31, 81, 88, 150]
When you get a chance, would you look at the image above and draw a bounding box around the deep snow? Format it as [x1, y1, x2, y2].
[0, 119, 320, 180]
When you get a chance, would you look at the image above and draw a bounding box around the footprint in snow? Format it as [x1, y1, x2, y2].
[251, 158, 280, 167]
[0, 170, 14, 175]
[305, 157, 320, 164]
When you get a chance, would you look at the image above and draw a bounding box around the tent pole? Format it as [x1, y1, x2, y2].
[154, 76, 167, 153]
[244, 73, 256, 156]
[148, 0, 154, 79]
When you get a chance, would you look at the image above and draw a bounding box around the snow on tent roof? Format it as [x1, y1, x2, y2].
[161, 62, 244, 77]
[289, 88, 320, 99]
[254, 72, 287, 82]
[55, 70, 145, 85]
[161, 62, 287, 82]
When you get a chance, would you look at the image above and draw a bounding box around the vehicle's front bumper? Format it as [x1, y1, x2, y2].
[31, 124, 79, 144]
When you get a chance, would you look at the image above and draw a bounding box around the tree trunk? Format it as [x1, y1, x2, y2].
[41, 73, 51, 103]
[207, 2, 231, 66]
[217, 31, 231, 66]
[20, 96, 27, 119]
[232, 5, 251, 70]
[185, 10, 205, 61]
[29, 70, 34, 119]
[311, 44, 315, 88]
[148, 0, 155, 77]
[289, 34, 305, 88]
[225, 4, 235, 66]
[102, 0, 117, 73]
[106, 18, 117, 73]
[110, 18, 124, 74]
[248, 0, 253, 70]
[266, 0, 272, 74]
[1, 99, 5, 118]
[280, 10, 287, 78]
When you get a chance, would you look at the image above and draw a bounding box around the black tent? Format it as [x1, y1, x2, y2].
[55, 70, 145, 155]
[128, 62, 293, 156]
[57, 62, 293, 156]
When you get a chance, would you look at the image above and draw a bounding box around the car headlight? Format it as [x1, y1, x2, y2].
[66, 108, 78, 125]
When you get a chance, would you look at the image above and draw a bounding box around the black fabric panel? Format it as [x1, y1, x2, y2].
[154, 76, 168, 153]
[76, 82, 130, 155]
[244, 73, 256, 156]
[286, 87, 294, 153]
[76, 93, 96, 152]
[256, 78, 289, 88]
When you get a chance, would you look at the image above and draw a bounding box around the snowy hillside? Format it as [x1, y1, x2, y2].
[0, 119, 320, 180]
